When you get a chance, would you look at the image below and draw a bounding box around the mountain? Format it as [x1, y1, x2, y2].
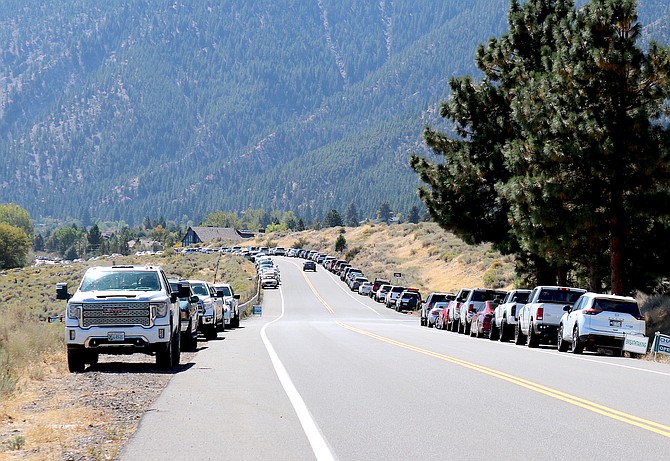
[0, 0, 668, 225]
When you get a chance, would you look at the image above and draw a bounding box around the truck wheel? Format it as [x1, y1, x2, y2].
[232, 314, 240, 329]
[156, 339, 173, 370]
[205, 326, 217, 340]
[571, 326, 584, 354]
[499, 318, 508, 342]
[171, 329, 181, 367]
[557, 325, 569, 352]
[489, 322, 499, 341]
[514, 323, 526, 345]
[67, 349, 86, 373]
[527, 322, 539, 348]
[452, 319, 459, 332]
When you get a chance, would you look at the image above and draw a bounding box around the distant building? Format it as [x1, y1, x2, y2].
[181, 227, 255, 246]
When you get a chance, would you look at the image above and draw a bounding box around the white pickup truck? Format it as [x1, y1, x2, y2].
[490, 289, 531, 342]
[57, 265, 186, 372]
[515, 286, 586, 347]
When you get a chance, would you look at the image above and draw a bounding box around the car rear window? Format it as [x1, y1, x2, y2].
[538, 289, 583, 304]
[471, 290, 503, 302]
[430, 294, 447, 303]
[593, 299, 641, 316]
[511, 292, 530, 303]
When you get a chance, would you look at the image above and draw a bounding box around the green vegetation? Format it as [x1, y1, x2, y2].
[412, 0, 670, 294]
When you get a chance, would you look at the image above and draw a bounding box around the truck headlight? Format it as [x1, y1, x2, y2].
[151, 302, 168, 318]
[67, 303, 82, 319]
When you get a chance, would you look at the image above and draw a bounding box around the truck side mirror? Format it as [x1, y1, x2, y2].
[234, 294, 240, 300]
[56, 283, 70, 300]
[216, 289, 225, 298]
[563, 305, 572, 312]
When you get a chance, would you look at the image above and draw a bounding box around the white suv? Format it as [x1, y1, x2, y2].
[557, 293, 646, 355]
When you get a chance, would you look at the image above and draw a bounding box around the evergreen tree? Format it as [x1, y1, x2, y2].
[296, 218, 306, 231]
[33, 233, 45, 252]
[377, 202, 392, 223]
[323, 209, 344, 228]
[407, 206, 420, 224]
[87, 224, 102, 252]
[412, 0, 670, 292]
[346, 203, 360, 227]
[335, 234, 347, 253]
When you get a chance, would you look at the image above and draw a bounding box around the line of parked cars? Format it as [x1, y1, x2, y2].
[270, 247, 648, 357]
[424, 284, 647, 357]
[283, 249, 423, 312]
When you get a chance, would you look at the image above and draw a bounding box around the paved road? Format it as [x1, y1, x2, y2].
[121, 257, 670, 460]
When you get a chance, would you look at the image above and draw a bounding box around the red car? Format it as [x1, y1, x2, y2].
[470, 301, 496, 338]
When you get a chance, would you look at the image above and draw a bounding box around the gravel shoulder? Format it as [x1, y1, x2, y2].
[1, 348, 199, 461]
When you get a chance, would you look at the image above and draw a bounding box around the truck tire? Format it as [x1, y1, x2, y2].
[489, 322, 499, 341]
[499, 318, 509, 342]
[557, 325, 569, 352]
[527, 322, 539, 348]
[67, 348, 86, 373]
[451, 319, 459, 332]
[232, 313, 240, 329]
[171, 329, 181, 367]
[182, 320, 198, 351]
[205, 325, 217, 340]
[514, 323, 526, 345]
[156, 339, 173, 370]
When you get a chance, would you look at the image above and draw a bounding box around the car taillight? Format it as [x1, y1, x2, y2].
[536, 307, 543, 320]
[582, 309, 601, 315]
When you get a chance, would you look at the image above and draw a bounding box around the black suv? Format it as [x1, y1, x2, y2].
[303, 261, 317, 271]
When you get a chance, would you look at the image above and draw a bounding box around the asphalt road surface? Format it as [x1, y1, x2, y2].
[120, 257, 670, 460]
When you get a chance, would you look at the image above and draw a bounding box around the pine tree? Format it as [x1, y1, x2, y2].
[323, 209, 344, 228]
[346, 203, 360, 227]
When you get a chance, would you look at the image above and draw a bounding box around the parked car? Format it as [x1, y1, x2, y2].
[385, 286, 406, 308]
[470, 301, 497, 338]
[358, 282, 373, 296]
[458, 289, 506, 335]
[188, 280, 225, 340]
[169, 279, 199, 351]
[444, 288, 472, 332]
[421, 292, 455, 326]
[371, 279, 390, 299]
[303, 261, 317, 271]
[213, 283, 241, 328]
[428, 302, 448, 328]
[557, 292, 646, 355]
[261, 275, 279, 289]
[395, 290, 422, 311]
[351, 276, 369, 292]
[516, 286, 586, 347]
[490, 289, 531, 341]
[376, 284, 393, 303]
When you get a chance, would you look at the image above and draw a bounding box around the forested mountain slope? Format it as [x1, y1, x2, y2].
[0, 1, 667, 224]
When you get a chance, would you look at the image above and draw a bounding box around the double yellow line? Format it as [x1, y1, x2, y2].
[337, 321, 670, 439]
[295, 260, 670, 438]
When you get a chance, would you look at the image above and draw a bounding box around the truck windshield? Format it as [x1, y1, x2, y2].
[80, 271, 160, 291]
[190, 283, 209, 297]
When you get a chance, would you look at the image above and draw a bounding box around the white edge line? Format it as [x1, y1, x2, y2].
[260, 287, 336, 461]
[324, 268, 381, 316]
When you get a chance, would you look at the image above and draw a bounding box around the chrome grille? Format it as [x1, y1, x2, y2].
[82, 302, 151, 328]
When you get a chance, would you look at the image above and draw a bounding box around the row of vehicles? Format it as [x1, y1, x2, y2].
[287, 249, 423, 311]
[57, 264, 241, 372]
[423, 285, 647, 356]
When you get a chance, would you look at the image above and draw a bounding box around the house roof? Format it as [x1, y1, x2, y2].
[186, 227, 254, 242]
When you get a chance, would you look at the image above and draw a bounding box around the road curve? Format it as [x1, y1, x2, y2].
[120, 257, 670, 460]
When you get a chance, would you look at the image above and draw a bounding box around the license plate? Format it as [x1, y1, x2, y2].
[609, 319, 622, 327]
[108, 332, 125, 342]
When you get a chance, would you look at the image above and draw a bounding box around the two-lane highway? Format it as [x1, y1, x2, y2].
[121, 257, 670, 460]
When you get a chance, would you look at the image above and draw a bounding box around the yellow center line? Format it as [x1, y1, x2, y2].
[336, 321, 670, 438]
[286, 259, 335, 314]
